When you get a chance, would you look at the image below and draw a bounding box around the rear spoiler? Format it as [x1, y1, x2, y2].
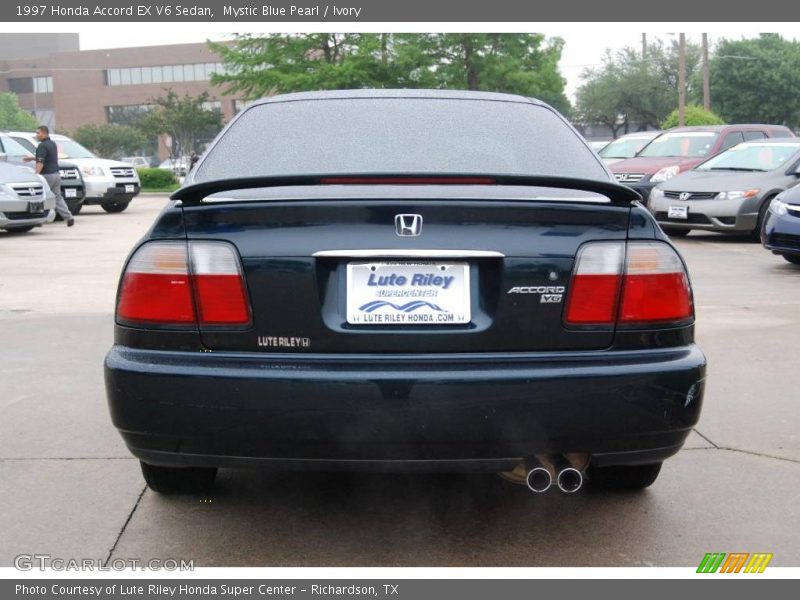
[171, 174, 642, 206]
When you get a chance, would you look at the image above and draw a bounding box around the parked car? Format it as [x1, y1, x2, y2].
[105, 89, 705, 495]
[8, 131, 140, 213]
[598, 131, 661, 166]
[0, 132, 85, 214]
[0, 162, 55, 233]
[159, 156, 190, 177]
[121, 156, 151, 169]
[649, 139, 800, 239]
[612, 125, 794, 200]
[762, 186, 800, 265]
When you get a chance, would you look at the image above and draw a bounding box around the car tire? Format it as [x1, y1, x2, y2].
[751, 196, 775, 242]
[781, 254, 800, 265]
[101, 200, 130, 213]
[586, 462, 662, 491]
[661, 227, 690, 237]
[139, 461, 217, 494]
[3, 226, 35, 233]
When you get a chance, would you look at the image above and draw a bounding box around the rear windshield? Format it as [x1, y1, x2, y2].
[194, 98, 608, 182]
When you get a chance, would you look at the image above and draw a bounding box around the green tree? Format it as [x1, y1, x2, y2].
[0, 92, 37, 130]
[710, 34, 800, 128]
[575, 41, 701, 135]
[71, 123, 147, 159]
[136, 90, 223, 158]
[661, 105, 724, 129]
[210, 33, 570, 113]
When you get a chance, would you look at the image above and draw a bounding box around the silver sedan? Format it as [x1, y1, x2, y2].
[0, 162, 56, 233]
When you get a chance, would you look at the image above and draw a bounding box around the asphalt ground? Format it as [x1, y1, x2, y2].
[1, 194, 798, 567]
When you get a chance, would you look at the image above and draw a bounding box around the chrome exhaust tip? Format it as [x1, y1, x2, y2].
[556, 467, 583, 493]
[525, 466, 553, 493]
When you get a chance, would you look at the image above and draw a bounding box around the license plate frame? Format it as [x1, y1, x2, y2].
[668, 205, 689, 220]
[64, 188, 77, 198]
[346, 261, 471, 325]
[124, 184, 135, 193]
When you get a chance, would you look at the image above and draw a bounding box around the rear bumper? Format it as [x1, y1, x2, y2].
[105, 344, 706, 470]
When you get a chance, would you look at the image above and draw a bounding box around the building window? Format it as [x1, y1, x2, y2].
[7, 77, 53, 94]
[106, 104, 153, 125]
[104, 62, 224, 86]
[33, 76, 53, 93]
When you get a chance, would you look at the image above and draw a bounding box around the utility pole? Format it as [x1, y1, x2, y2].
[678, 33, 687, 126]
[702, 33, 711, 111]
[642, 33, 647, 58]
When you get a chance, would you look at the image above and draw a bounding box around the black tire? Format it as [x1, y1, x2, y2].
[751, 196, 775, 242]
[587, 462, 662, 491]
[661, 226, 690, 238]
[139, 461, 217, 494]
[3, 226, 35, 233]
[101, 200, 130, 213]
[782, 254, 800, 265]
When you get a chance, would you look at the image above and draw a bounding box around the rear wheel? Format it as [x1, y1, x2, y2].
[782, 254, 800, 265]
[3, 226, 35, 233]
[101, 200, 130, 213]
[139, 461, 217, 494]
[661, 226, 690, 237]
[587, 462, 662, 491]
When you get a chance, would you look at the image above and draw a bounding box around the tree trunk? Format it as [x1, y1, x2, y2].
[462, 38, 480, 90]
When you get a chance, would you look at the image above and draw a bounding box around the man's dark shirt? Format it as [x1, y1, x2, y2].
[35, 137, 59, 175]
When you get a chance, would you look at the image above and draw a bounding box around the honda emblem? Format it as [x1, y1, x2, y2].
[395, 214, 423, 237]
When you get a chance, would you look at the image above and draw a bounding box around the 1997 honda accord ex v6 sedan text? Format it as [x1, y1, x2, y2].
[104, 90, 706, 495]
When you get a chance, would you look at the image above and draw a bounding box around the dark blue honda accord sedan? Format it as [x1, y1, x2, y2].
[104, 90, 706, 495]
[762, 186, 800, 265]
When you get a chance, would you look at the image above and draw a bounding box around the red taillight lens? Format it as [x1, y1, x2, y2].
[190, 242, 251, 325]
[116, 243, 195, 325]
[116, 241, 251, 328]
[565, 241, 693, 327]
[565, 243, 624, 325]
[619, 243, 693, 324]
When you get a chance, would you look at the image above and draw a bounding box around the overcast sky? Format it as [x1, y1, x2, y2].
[71, 26, 800, 100]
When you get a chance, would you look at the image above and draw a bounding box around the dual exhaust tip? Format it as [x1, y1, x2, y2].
[525, 456, 584, 494]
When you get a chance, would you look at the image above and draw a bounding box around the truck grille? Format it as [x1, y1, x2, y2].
[10, 183, 44, 198]
[59, 168, 80, 180]
[110, 167, 135, 179]
[663, 191, 718, 201]
[614, 173, 646, 184]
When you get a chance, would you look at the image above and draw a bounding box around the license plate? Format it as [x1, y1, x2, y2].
[124, 184, 135, 193]
[64, 188, 77, 198]
[668, 205, 688, 219]
[28, 201, 44, 213]
[347, 261, 470, 325]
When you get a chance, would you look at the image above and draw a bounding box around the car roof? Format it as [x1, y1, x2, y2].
[664, 124, 791, 133]
[247, 89, 546, 108]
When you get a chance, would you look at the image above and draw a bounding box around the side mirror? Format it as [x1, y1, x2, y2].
[0, 152, 8, 162]
[793, 164, 800, 176]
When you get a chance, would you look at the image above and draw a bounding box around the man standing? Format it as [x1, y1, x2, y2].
[23, 125, 73, 226]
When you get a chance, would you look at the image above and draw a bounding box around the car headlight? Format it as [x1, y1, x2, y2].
[716, 189, 760, 201]
[81, 165, 105, 177]
[769, 198, 789, 216]
[651, 165, 681, 183]
[649, 187, 665, 201]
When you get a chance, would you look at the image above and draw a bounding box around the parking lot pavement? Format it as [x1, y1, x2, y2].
[1, 195, 798, 567]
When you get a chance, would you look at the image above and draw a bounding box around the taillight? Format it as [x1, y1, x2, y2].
[565, 243, 624, 325]
[116, 241, 250, 328]
[190, 242, 251, 326]
[619, 242, 693, 324]
[117, 243, 195, 325]
[565, 241, 693, 327]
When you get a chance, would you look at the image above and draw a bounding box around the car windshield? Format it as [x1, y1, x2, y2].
[0, 135, 34, 158]
[696, 142, 800, 172]
[638, 132, 719, 158]
[194, 97, 608, 182]
[599, 135, 656, 159]
[55, 139, 96, 159]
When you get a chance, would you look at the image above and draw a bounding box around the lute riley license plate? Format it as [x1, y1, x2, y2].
[346, 261, 470, 325]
